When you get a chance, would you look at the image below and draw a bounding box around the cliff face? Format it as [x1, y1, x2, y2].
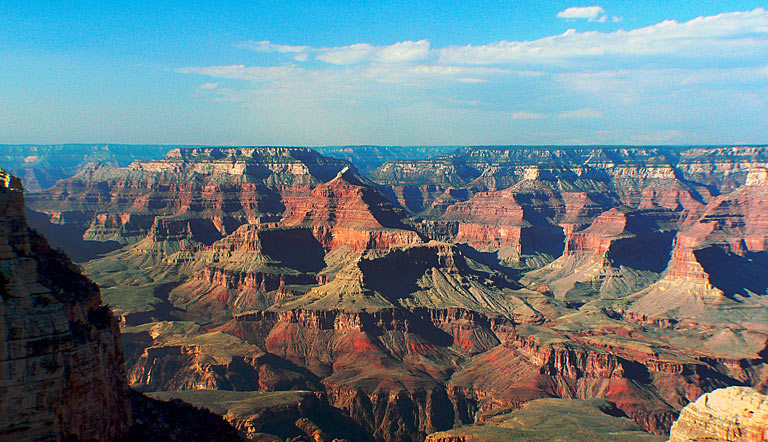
[668, 387, 768, 442]
[629, 167, 768, 321]
[221, 306, 513, 442]
[26, 147, 352, 245]
[0, 169, 130, 440]
[26, 147, 417, 323]
[280, 166, 422, 249]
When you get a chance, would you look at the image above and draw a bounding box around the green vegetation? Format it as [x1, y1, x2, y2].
[147, 390, 317, 417]
[428, 398, 666, 442]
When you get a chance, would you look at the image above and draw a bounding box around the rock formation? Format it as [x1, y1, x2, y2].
[668, 386, 768, 442]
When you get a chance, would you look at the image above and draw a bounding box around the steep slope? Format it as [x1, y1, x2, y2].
[0, 168, 131, 440]
[148, 389, 372, 442]
[161, 166, 420, 323]
[524, 207, 676, 304]
[370, 146, 744, 216]
[9, 145, 768, 442]
[23, 147, 352, 322]
[278, 241, 519, 314]
[315, 145, 458, 174]
[26, 146, 350, 246]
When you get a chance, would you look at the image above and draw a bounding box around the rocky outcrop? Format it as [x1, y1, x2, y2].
[522, 207, 676, 303]
[120, 390, 244, 442]
[281, 166, 422, 249]
[447, 323, 747, 435]
[0, 169, 131, 440]
[668, 387, 768, 442]
[630, 168, 768, 320]
[372, 146, 768, 222]
[275, 242, 522, 316]
[128, 341, 321, 392]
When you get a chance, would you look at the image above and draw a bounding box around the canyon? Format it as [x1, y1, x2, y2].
[0, 168, 243, 441]
[3, 144, 768, 441]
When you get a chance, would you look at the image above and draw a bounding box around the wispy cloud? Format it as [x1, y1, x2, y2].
[440, 8, 768, 64]
[235, 40, 309, 54]
[235, 40, 312, 62]
[177, 65, 303, 82]
[198, 82, 218, 89]
[317, 40, 431, 64]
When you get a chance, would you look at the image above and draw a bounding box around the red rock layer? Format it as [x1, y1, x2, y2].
[564, 208, 631, 258]
[127, 343, 320, 392]
[281, 167, 422, 249]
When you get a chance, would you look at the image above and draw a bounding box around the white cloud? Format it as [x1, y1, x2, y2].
[316, 43, 374, 64]
[557, 6, 607, 22]
[512, 111, 545, 119]
[559, 65, 768, 97]
[368, 64, 505, 84]
[199, 82, 218, 89]
[318, 40, 431, 64]
[559, 108, 603, 118]
[440, 8, 768, 64]
[235, 40, 309, 54]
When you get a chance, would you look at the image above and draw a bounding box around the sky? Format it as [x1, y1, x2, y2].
[1, 1, 767, 146]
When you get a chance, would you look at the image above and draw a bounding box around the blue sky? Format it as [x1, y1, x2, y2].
[1, 1, 767, 145]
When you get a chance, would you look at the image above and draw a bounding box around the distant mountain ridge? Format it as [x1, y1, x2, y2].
[6, 143, 765, 191]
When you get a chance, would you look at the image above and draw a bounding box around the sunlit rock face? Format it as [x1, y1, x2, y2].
[668, 387, 768, 442]
[0, 168, 130, 440]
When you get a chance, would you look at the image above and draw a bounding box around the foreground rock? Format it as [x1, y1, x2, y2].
[121, 390, 243, 442]
[0, 168, 130, 440]
[148, 390, 370, 441]
[0, 168, 246, 441]
[668, 386, 768, 442]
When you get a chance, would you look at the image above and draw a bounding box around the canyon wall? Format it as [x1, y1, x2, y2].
[0, 168, 131, 440]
